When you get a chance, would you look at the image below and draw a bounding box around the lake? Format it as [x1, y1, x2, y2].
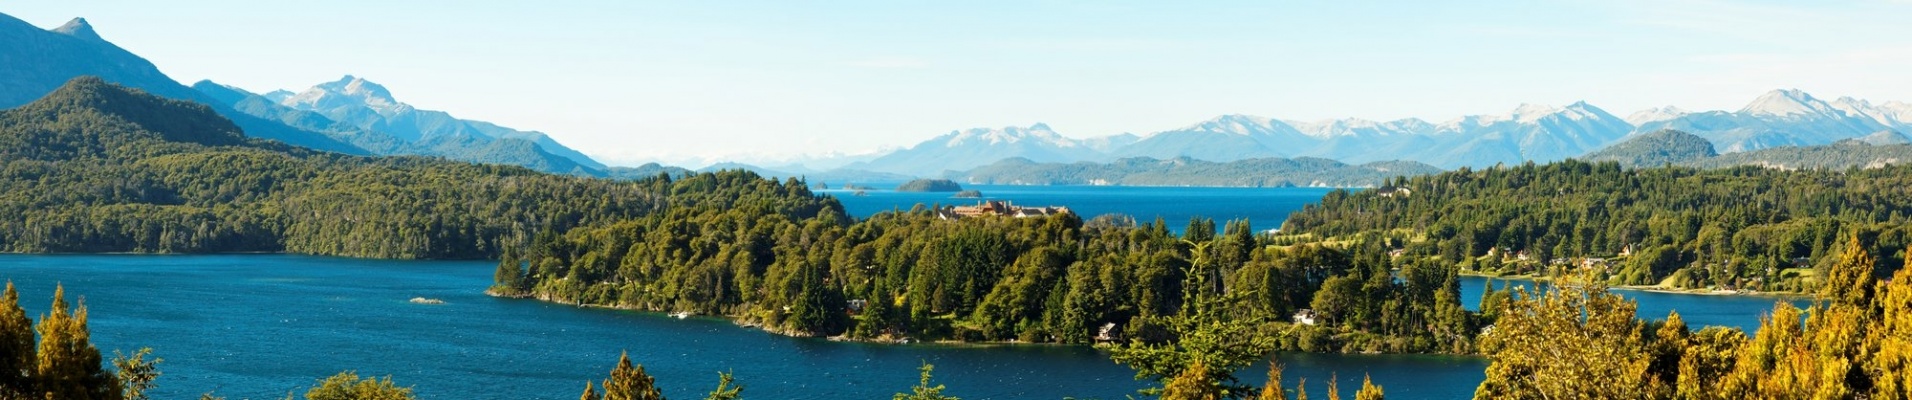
[1, 255, 1483, 399]
[0, 186, 1807, 399]
[828, 184, 1337, 234]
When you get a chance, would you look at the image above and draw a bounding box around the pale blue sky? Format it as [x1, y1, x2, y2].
[8, 1, 1912, 166]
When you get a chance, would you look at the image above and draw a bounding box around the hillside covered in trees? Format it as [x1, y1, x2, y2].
[0, 76, 776, 259]
[498, 195, 1483, 360]
[1282, 159, 1912, 291]
[1580, 128, 1912, 171]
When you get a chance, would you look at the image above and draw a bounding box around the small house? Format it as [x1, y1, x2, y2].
[1292, 309, 1319, 326]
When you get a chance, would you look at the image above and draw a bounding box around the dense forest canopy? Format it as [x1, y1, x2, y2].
[0, 77, 722, 259]
[1282, 159, 1912, 291]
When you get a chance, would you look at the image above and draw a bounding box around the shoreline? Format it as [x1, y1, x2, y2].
[484, 289, 1095, 348]
[1460, 270, 1814, 299]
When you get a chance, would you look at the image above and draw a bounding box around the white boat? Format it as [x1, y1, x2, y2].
[669, 311, 691, 319]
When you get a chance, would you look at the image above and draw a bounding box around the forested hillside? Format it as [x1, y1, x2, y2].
[0, 77, 772, 259]
[1282, 159, 1912, 291]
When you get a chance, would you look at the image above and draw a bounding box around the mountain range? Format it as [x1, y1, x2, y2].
[1579, 129, 1912, 171]
[194, 76, 605, 174]
[955, 156, 1441, 188]
[13, 12, 1912, 185]
[0, 13, 607, 175]
[806, 91, 1912, 178]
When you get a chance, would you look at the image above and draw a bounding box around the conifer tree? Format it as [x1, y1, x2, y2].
[580, 382, 600, 400]
[300, 371, 413, 400]
[1161, 361, 1221, 400]
[1257, 362, 1288, 400]
[893, 363, 958, 400]
[1823, 236, 1876, 307]
[35, 285, 120, 400]
[0, 282, 34, 394]
[494, 248, 528, 296]
[112, 348, 160, 400]
[1351, 375, 1383, 400]
[602, 352, 663, 400]
[702, 372, 741, 400]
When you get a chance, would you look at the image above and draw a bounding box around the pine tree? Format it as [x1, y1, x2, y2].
[112, 348, 161, 400]
[1257, 362, 1289, 400]
[301, 371, 413, 400]
[0, 282, 34, 394]
[494, 248, 528, 296]
[35, 285, 121, 400]
[580, 382, 600, 400]
[893, 363, 958, 400]
[1161, 361, 1221, 400]
[1352, 375, 1383, 400]
[602, 352, 663, 400]
[1822, 236, 1876, 307]
[702, 372, 742, 400]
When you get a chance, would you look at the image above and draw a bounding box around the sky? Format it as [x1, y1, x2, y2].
[7, 1, 1912, 167]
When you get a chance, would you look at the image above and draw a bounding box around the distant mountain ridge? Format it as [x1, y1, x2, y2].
[0, 14, 364, 154]
[954, 156, 1442, 188]
[844, 123, 1104, 177]
[788, 89, 1912, 179]
[194, 76, 605, 175]
[1636, 90, 1908, 153]
[0, 12, 610, 175]
[1573, 129, 1912, 171]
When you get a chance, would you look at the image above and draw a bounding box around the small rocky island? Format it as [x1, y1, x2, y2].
[894, 178, 964, 192]
[952, 189, 983, 198]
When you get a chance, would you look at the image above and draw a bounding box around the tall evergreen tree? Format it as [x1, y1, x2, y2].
[35, 285, 121, 400]
[1823, 236, 1877, 307]
[580, 382, 600, 400]
[893, 363, 958, 400]
[1257, 361, 1288, 400]
[601, 352, 663, 400]
[0, 282, 34, 394]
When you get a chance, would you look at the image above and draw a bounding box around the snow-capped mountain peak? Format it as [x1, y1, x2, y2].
[1740, 89, 1837, 117]
[1627, 106, 1688, 126]
[1178, 114, 1279, 136]
[1880, 101, 1912, 123]
[282, 75, 403, 112]
[1509, 103, 1561, 123]
[941, 124, 1080, 148]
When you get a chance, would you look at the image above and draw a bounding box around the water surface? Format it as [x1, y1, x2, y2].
[1, 255, 1482, 399]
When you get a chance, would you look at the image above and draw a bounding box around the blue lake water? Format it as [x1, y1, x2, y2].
[1, 255, 1483, 400]
[828, 184, 1337, 233]
[0, 187, 1809, 399]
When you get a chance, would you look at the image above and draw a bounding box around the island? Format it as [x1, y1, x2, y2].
[893, 178, 964, 192]
[952, 189, 983, 198]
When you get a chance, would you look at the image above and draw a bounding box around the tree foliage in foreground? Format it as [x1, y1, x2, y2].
[1476, 237, 1912, 399]
[0, 282, 122, 400]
